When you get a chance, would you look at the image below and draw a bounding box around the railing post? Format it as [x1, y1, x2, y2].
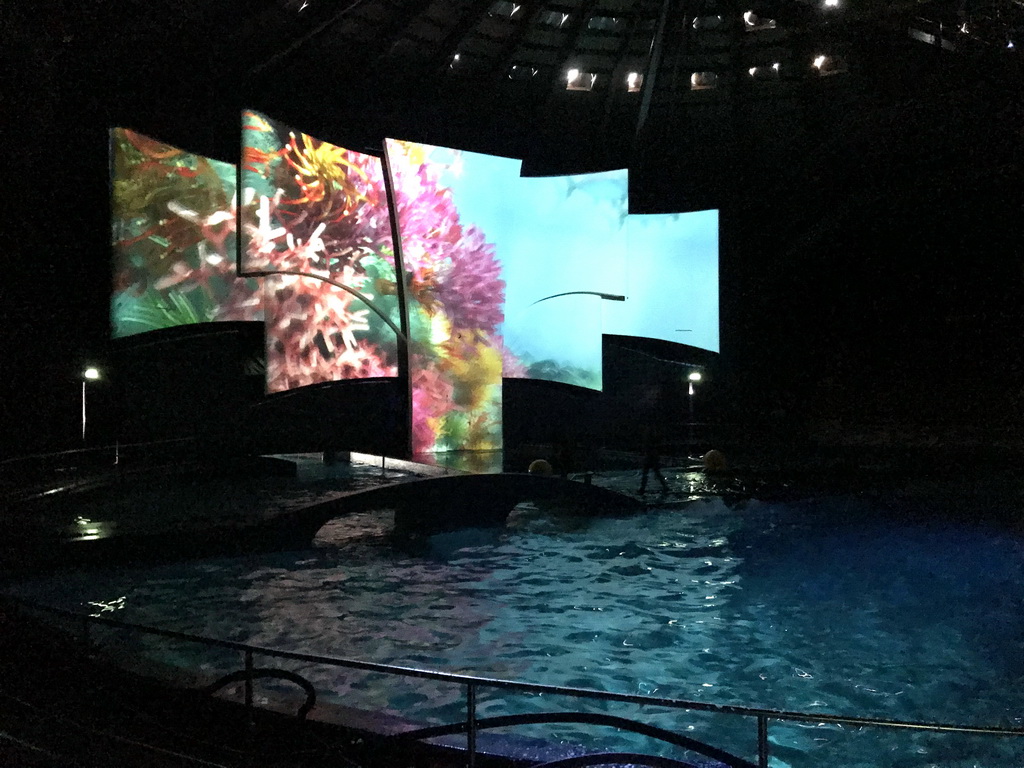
[757, 714, 769, 768]
[466, 683, 477, 768]
[81, 615, 90, 655]
[244, 649, 255, 721]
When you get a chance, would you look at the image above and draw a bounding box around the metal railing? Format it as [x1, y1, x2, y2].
[0, 437, 200, 491]
[7, 598, 1024, 768]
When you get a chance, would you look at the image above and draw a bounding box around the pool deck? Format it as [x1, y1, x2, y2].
[3, 442, 1023, 575]
[0, 452, 654, 574]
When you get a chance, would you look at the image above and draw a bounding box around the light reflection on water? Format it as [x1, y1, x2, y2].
[7, 494, 1024, 768]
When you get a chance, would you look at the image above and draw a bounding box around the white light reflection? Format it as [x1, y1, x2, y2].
[87, 596, 126, 615]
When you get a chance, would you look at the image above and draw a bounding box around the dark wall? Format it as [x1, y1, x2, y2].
[90, 323, 407, 458]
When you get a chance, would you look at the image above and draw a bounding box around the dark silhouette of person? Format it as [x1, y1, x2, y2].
[554, 432, 577, 478]
[639, 424, 669, 494]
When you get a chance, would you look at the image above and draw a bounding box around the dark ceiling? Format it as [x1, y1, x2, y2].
[12, 0, 1024, 168]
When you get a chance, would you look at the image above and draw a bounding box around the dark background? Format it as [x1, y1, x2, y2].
[2, 0, 1021, 459]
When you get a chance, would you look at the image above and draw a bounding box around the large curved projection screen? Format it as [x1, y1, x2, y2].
[240, 111, 400, 392]
[110, 128, 263, 338]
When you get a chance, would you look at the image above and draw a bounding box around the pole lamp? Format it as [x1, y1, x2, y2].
[687, 371, 702, 443]
[82, 366, 100, 442]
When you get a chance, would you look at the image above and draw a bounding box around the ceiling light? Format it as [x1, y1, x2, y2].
[690, 71, 718, 90]
[566, 70, 596, 91]
[692, 15, 724, 30]
[743, 10, 776, 31]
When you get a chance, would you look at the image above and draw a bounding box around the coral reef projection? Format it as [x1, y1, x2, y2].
[385, 140, 505, 454]
[110, 128, 263, 337]
[240, 110, 401, 392]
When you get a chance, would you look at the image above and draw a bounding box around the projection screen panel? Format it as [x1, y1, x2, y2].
[384, 139, 506, 454]
[605, 210, 720, 352]
[110, 127, 263, 338]
[240, 110, 400, 392]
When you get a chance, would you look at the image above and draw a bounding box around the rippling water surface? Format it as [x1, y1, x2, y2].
[8, 490, 1024, 768]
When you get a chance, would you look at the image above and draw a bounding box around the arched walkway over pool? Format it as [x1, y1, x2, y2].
[289, 472, 644, 539]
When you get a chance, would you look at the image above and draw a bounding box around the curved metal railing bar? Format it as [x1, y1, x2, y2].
[0, 436, 194, 469]
[532, 752, 723, 768]
[203, 667, 317, 720]
[6, 597, 1024, 768]
[394, 712, 756, 768]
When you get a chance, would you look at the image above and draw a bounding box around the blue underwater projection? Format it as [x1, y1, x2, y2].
[386, 141, 719, 391]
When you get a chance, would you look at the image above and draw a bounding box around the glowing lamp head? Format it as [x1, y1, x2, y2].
[567, 68, 580, 84]
[688, 372, 702, 382]
[813, 54, 827, 69]
[83, 367, 101, 381]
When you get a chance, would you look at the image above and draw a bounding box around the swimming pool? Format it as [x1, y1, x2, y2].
[7, 480, 1024, 767]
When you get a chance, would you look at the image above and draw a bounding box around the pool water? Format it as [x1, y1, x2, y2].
[7, 488, 1024, 768]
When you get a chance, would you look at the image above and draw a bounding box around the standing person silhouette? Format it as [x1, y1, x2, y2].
[639, 422, 669, 495]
